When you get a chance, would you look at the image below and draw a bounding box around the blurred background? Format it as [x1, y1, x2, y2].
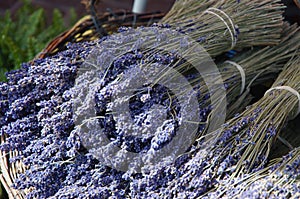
[0, 0, 175, 26]
[1, 0, 299, 25]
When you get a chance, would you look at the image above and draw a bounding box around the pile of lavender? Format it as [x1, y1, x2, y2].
[0, 0, 300, 198]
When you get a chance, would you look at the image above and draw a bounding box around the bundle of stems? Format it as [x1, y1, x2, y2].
[161, 0, 216, 24]
[206, 147, 300, 198]
[186, 23, 300, 136]
[160, 0, 285, 56]
[213, 23, 300, 118]
[223, 56, 300, 178]
[203, 55, 300, 180]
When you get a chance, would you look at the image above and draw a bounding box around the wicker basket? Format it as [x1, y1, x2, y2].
[0, 9, 164, 199]
[36, 10, 164, 59]
[0, 135, 28, 199]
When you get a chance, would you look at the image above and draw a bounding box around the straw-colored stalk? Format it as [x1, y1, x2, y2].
[161, 0, 285, 56]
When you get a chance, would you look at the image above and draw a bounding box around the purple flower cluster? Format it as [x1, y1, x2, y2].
[0, 41, 97, 198]
[0, 26, 213, 198]
[92, 48, 183, 153]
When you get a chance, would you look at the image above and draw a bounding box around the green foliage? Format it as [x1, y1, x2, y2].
[0, 0, 78, 81]
[0, 2, 78, 197]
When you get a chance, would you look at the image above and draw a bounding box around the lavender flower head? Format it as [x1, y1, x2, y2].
[72, 25, 226, 172]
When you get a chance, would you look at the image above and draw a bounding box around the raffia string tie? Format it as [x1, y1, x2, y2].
[224, 60, 246, 95]
[265, 86, 300, 119]
[203, 7, 238, 49]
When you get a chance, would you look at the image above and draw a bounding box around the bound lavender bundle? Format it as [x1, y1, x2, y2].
[161, 0, 285, 56]
[205, 147, 300, 198]
[225, 57, 300, 178]
[129, 55, 300, 199]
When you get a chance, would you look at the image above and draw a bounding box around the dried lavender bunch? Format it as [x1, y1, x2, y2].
[129, 54, 300, 199]
[0, 24, 205, 197]
[205, 147, 300, 198]
[223, 56, 300, 178]
[0, 26, 208, 197]
[0, 26, 213, 197]
[161, 0, 285, 56]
